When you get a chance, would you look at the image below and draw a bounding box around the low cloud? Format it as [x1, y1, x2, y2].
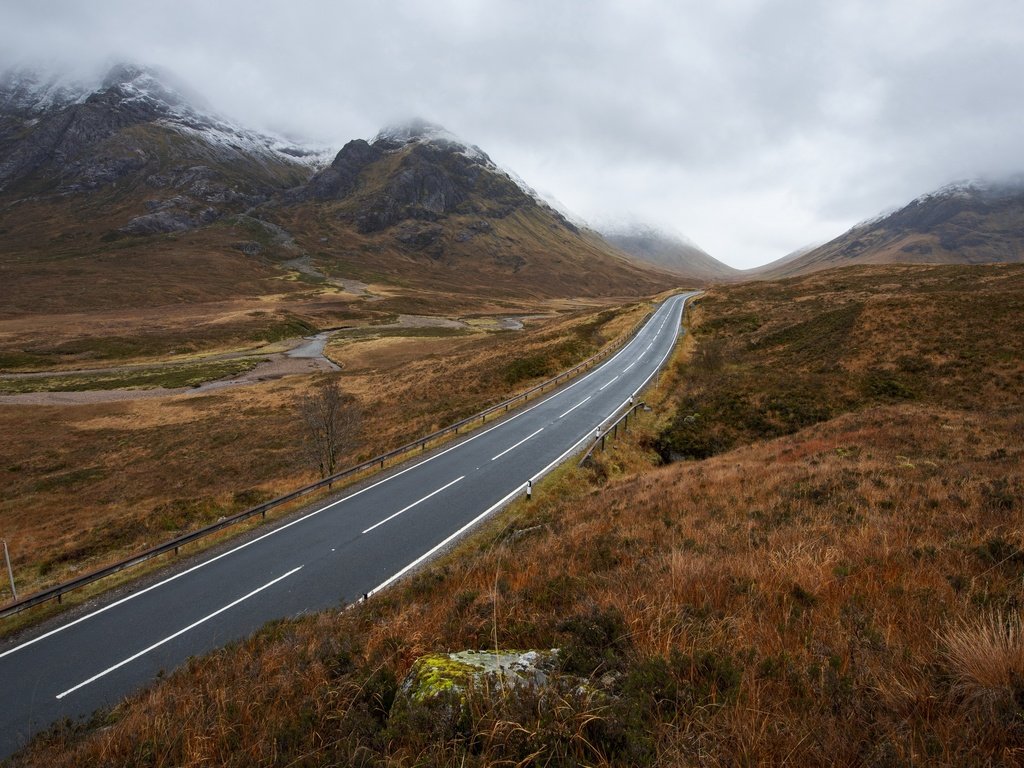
[3, 0, 1022, 268]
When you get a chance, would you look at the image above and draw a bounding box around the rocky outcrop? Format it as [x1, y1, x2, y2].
[120, 210, 197, 235]
[298, 138, 382, 201]
[399, 650, 562, 706]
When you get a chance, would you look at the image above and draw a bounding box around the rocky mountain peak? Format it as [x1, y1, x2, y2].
[0, 66, 88, 118]
[372, 118, 492, 164]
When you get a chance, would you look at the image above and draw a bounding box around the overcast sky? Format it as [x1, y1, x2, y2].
[3, 0, 1023, 268]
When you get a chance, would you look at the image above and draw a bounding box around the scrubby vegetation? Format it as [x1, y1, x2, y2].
[0, 299, 645, 600]
[10, 264, 1024, 766]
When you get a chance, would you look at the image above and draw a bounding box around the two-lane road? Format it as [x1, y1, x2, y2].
[0, 292, 697, 757]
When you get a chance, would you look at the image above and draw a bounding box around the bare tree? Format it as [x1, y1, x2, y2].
[299, 378, 362, 477]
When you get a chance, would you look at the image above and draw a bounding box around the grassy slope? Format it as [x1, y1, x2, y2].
[12, 265, 1024, 766]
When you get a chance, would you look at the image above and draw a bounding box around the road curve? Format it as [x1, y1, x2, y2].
[0, 292, 697, 757]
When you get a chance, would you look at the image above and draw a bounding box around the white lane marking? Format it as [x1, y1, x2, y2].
[638, 351, 646, 360]
[630, 296, 692, 399]
[1, 295, 690, 661]
[366, 295, 699, 600]
[0, 395, 539, 660]
[368, 420, 601, 599]
[361, 476, 465, 534]
[623, 360, 638, 372]
[598, 375, 619, 391]
[558, 395, 591, 419]
[491, 427, 544, 461]
[646, 343, 653, 350]
[55, 566, 302, 700]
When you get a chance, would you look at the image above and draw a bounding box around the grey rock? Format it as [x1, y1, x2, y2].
[119, 210, 195, 235]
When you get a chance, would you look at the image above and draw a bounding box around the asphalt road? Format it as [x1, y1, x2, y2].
[0, 292, 696, 758]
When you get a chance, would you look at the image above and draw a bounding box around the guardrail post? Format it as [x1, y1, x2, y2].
[3, 539, 16, 601]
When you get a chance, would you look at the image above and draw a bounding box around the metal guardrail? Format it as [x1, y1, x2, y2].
[0, 307, 656, 620]
[578, 401, 648, 467]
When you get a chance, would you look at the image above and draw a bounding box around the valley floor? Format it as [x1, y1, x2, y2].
[8, 264, 1024, 766]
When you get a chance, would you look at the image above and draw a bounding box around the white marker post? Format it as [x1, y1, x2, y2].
[3, 539, 16, 601]
[526, 480, 533, 501]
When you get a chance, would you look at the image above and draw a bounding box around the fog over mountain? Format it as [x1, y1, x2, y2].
[2, 0, 1024, 268]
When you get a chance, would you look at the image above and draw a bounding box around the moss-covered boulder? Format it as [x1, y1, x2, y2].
[401, 649, 560, 704]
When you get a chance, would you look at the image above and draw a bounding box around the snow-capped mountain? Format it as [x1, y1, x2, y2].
[295, 118, 580, 234]
[0, 74, 678, 299]
[757, 177, 1024, 277]
[360, 118, 579, 228]
[0, 63, 323, 234]
[0, 67, 91, 117]
[1, 63, 326, 173]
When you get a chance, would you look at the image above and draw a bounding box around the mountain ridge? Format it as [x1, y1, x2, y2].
[0, 64, 682, 313]
[756, 178, 1024, 278]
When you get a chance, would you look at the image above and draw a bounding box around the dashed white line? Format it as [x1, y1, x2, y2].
[623, 360, 638, 372]
[558, 395, 591, 419]
[491, 427, 544, 461]
[598, 375, 619, 391]
[4, 294, 694, 671]
[362, 475, 465, 534]
[55, 566, 303, 700]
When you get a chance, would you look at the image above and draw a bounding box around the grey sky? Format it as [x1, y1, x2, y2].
[3, 0, 1023, 268]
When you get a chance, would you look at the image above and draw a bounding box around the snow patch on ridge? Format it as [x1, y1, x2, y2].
[1, 62, 327, 168]
[373, 118, 579, 221]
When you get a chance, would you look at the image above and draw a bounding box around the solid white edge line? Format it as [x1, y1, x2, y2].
[55, 566, 303, 700]
[490, 427, 544, 461]
[362, 475, 465, 534]
[366, 427, 594, 599]
[365, 292, 698, 601]
[630, 295, 691, 399]
[598, 375, 620, 392]
[558, 395, 591, 419]
[1, 295, 690, 661]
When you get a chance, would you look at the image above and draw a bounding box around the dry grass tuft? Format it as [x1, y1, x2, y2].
[943, 611, 1024, 713]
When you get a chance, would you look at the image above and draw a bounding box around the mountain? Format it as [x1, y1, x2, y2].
[269, 118, 678, 297]
[0, 64, 317, 231]
[758, 179, 1024, 278]
[0, 66, 677, 332]
[601, 223, 738, 282]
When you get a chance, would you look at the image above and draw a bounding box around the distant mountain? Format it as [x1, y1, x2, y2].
[601, 223, 738, 282]
[758, 179, 1024, 278]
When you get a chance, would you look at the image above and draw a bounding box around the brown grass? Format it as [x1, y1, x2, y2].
[0, 299, 651, 601]
[942, 612, 1024, 714]
[10, 264, 1024, 766]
